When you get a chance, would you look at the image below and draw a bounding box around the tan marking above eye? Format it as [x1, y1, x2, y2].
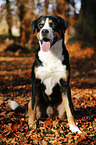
[41, 20, 44, 24]
[49, 20, 52, 23]
[52, 24, 55, 27]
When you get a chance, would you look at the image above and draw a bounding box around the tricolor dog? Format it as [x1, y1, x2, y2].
[8, 15, 81, 133]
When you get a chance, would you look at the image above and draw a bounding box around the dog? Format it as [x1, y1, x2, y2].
[8, 15, 81, 133]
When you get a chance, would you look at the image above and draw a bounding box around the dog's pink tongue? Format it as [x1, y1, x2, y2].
[41, 41, 50, 52]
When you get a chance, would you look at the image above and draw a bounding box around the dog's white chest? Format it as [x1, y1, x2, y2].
[36, 40, 67, 95]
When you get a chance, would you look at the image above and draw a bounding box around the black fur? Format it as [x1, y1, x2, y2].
[31, 15, 72, 118]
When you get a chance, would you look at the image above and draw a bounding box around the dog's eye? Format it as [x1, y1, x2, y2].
[38, 24, 43, 29]
[51, 22, 56, 28]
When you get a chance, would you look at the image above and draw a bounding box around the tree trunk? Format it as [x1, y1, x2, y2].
[6, 0, 12, 37]
[16, 0, 28, 39]
[44, 0, 49, 15]
[76, 0, 96, 41]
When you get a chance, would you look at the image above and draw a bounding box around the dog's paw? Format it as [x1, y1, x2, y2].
[29, 124, 36, 129]
[29, 125, 32, 128]
[28, 121, 36, 129]
[69, 124, 82, 134]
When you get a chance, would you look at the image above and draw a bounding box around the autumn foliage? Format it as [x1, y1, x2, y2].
[0, 42, 96, 144]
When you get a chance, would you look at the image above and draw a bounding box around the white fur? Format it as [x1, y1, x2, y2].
[69, 124, 82, 134]
[46, 106, 53, 117]
[29, 125, 32, 128]
[36, 39, 67, 95]
[57, 101, 65, 119]
[8, 100, 19, 110]
[39, 18, 54, 41]
[36, 106, 41, 118]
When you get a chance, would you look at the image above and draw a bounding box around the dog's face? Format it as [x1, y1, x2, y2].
[32, 15, 69, 52]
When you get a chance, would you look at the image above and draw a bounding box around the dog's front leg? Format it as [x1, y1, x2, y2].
[28, 98, 35, 127]
[28, 80, 39, 127]
[60, 79, 82, 134]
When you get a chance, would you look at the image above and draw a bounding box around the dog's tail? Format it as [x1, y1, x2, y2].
[8, 100, 26, 113]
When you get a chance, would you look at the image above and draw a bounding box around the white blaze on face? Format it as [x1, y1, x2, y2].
[39, 18, 54, 52]
[39, 18, 54, 40]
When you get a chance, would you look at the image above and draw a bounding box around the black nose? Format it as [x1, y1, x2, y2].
[41, 29, 49, 35]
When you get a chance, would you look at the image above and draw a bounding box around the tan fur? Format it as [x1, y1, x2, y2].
[34, 67, 39, 79]
[37, 32, 40, 40]
[61, 92, 76, 127]
[49, 20, 52, 23]
[57, 101, 66, 120]
[28, 92, 39, 126]
[28, 99, 36, 125]
[41, 20, 44, 24]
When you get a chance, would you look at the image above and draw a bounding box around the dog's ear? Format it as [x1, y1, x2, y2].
[32, 16, 44, 34]
[52, 15, 69, 33]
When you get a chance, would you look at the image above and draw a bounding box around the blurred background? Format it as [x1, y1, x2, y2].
[0, 0, 96, 55]
[0, 2, 96, 143]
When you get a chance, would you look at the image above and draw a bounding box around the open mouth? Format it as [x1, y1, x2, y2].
[40, 37, 52, 52]
[40, 36, 58, 52]
[43, 37, 50, 42]
[41, 37, 51, 44]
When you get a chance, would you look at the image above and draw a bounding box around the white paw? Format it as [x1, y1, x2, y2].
[29, 122, 36, 129]
[69, 124, 82, 134]
[29, 125, 32, 128]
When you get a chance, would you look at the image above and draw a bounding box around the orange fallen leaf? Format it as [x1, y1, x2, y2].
[12, 124, 17, 132]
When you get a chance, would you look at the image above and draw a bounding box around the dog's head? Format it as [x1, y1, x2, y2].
[32, 15, 69, 52]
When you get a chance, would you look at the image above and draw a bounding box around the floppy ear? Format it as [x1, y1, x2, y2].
[52, 15, 69, 33]
[32, 16, 44, 34]
[32, 20, 37, 34]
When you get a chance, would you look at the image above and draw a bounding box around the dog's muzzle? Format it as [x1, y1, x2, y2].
[40, 29, 52, 52]
[41, 29, 49, 36]
[40, 28, 58, 52]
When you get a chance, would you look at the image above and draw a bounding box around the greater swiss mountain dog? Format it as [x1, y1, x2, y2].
[8, 15, 82, 133]
[29, 15, 81, 133]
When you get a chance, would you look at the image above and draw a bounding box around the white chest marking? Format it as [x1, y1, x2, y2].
[36, 39, 67, 95]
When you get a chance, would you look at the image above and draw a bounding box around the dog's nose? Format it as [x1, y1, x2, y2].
[41, 29, 49, 35]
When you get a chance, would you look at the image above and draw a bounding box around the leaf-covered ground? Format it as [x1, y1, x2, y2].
[0, 42, 96, 144]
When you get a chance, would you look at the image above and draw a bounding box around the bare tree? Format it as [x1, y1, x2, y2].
[44, 0, 49, 15]
[16, 0, 28, 39]
[6, 0, 13, 37]
[76, 0, 96, 41]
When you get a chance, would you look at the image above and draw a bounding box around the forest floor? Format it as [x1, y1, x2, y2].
[0, 42, 96, 144]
